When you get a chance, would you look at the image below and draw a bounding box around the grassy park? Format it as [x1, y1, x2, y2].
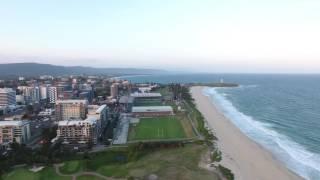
[3, 144, 218, 180]
[128, 116, 187, 141]
[59, 160, 85, 174]
[2, 167, 71, 180]
[77, 175, 104, 180]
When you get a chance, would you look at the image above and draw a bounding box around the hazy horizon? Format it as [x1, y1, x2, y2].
[1, 0, 320, 73]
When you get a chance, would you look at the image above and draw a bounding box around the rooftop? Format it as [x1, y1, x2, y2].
[0, 88, 15, 93]
[58, 116, 97, 126]
[56, 99, 88, 104]
[0, 120, 29, 127]
[88, 104, 107, 114]
[130, 92, 162, 98]
[119, 96, 134, 104]
[132, 106, 173, 113]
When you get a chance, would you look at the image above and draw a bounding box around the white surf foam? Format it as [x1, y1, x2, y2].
[203, 87, 320, 180]
[238, 84, 259, 89]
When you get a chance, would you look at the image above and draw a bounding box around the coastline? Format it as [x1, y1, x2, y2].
[191, 86, 302, 180]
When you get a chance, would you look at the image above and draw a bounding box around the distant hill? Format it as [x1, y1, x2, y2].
[0, 63, 167, 78]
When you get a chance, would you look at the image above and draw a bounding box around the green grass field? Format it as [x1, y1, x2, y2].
[59, 160, 84, 174]
[97, 144, 219, 180]
[77, 175, 104, 180]
[2, 167, 71, 180]
[3, 145, 219, 180]
[128, 116, 186, 141]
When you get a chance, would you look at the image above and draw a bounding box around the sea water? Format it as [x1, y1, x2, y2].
[123, 74, 320, 180]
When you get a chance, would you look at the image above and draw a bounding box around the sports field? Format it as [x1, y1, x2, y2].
[128, 116, 186, 141]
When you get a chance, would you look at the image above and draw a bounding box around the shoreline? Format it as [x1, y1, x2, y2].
[191, 86, 302, 180]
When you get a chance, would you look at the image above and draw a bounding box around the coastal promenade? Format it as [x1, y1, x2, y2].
[191, 86, 302, 180]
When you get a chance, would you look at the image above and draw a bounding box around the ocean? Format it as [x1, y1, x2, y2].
[122, 74, 320, 180]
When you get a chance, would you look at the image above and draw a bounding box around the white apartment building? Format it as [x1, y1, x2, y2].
[0, 120, 31, 146]
[48, 86, 58, 103]
[40, 85, 48, 100]
[55, 100, 88, 121]
[88, 105, 108, 137]
[18, 86, 40, 103]
[57, 116, 98, 145]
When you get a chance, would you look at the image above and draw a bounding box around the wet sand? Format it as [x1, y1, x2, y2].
[191, 86, 302, 180]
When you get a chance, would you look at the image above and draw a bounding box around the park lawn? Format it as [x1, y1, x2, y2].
[96, 164, 128, 178]
[3, 145, 219, 180]
[59, 150, 128, 175]
[2, 167, 71, 180]
[60, 160, 85, 174]
[77, 175, 104, 180]
[97, 144, 219, 180]
[128, 116, 186, 141]
[176, 113, 197, 138]
[2, 168, 35, 180]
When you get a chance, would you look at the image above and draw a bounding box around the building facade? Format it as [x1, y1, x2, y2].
[130, 92, 162, 106]
[40, 85, 48, 100]
[18, 86, 40, 103]
[132, 106, 174, 117]
[88, 105, 108, 137]
[56, 117, 98, 145]
[48, 86, 58, 104]
[0, 88, 16, 107]
[55, 100, 88, 121]
[110, 83, 119, 98]
[0, 120, 31, 146]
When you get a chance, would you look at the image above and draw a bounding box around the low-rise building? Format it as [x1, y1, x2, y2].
[119, 96, 134, 112]
[130, 92, 162, 106]
[38, 109, 55, 117]
[130, 92, 162, 98]
[132, 106, 174, 117]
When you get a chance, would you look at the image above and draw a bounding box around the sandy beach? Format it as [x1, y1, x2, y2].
[191, 86, 302, 180]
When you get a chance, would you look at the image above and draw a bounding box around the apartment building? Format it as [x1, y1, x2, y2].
[55, 100, 88, 121]
[56, 116, 98, 145]
[48, 86, 58, 103]
[88, 105, 108, 137]
[0, 120, 31, 146]
[0, 88, 16, 107]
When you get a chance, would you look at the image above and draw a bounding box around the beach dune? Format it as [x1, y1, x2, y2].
[191, 86, 302, 180]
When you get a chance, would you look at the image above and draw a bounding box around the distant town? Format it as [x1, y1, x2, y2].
[0, 75, 172, 150]
[0, 74, 235, 180]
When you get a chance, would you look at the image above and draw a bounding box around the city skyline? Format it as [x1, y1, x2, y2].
[1, 0, 320, 73]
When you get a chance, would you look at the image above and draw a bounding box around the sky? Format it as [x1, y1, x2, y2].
[1, 0, 320, 73]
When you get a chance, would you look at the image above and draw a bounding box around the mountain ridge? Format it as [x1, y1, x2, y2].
[0, 63, 167, 78]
